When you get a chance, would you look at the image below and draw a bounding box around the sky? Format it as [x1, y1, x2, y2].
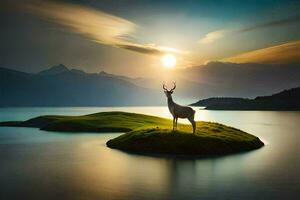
[1, 0, 300, 77]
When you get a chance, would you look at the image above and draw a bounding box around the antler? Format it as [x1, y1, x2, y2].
[162, 82, 168, 91]
[170, 81, 176, 91]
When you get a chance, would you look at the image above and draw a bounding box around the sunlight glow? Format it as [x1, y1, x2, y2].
[161, 54, 177, 68]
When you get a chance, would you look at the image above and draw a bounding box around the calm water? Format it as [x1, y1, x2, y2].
[0, 107, 300, 200]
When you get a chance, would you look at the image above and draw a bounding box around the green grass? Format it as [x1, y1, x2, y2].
[107, 125, 264, 156]
[0, 111, 264, 156]
[0, 112, 174, 132]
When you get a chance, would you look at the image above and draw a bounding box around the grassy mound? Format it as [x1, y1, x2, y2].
[0, 111, 264, 156]
[107, 127, 264, 156]
[0, 112, 172, 132]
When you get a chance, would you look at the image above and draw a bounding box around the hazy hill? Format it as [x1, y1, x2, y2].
[177, 62, 300, 99]
[38, 64, 69, 75]
[191, 87, 300, 110]
[0, 65, 162, 106]
[120, 62, 300, 103]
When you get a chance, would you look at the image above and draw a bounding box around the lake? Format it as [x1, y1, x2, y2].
[0, 107, 300, 200]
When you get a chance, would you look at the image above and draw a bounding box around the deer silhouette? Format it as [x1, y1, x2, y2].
[163, 82, 196, 133]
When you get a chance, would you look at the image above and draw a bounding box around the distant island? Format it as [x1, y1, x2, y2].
[191, 87, 300, 110]
[0, 111, 264, 157]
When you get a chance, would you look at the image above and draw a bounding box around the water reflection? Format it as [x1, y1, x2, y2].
[0, 107, 300, 199]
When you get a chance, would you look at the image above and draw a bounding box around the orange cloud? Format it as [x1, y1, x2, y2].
[21, 0, 184, 56]
[223, 40, 300, 64]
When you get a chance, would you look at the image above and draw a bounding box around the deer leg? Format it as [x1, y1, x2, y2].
[173, 117, 175, 131]
[175, 117, 178, 130]
[188, 117, 196, 134]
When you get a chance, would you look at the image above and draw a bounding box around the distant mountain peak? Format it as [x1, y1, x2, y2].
[99, 71, 110, 76]
[38, 64, 69, 75]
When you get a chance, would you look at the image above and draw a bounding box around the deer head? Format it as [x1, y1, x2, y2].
[163, 82, 176, 98]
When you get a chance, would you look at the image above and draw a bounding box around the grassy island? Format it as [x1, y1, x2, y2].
[0, 111, 264, 156]
[106, 124, 264, 156]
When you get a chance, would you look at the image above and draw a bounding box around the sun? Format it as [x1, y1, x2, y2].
[161, 54, 176, 68]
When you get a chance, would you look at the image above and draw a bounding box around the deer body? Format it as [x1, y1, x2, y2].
[163, 83, 196, 133]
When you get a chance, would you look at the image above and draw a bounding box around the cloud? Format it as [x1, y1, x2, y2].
[223, 40, 300, 64]
[20, 0, 184, 56]
[197, 15, 300, 45]
[239, 15, 300, 32]
[117, 43, 186, 55]
[198, 30, 227, 44]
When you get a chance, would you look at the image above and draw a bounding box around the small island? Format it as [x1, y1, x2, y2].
[190, 87, 300, 110]
[0, 111, 264, 157]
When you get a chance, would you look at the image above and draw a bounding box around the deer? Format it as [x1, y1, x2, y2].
[163, 82, 196, 133]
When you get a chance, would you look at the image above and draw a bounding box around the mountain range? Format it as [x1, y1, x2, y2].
[128, 62, 300, 102]
[1, 62, 300, 106]
[0, 64, 162, 106]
